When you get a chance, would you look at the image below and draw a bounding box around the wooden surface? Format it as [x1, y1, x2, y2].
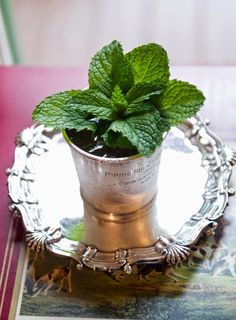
[0, 65, 235, 318]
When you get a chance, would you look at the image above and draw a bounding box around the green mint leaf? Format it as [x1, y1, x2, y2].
[103, 130, 135, 150]
[32, 91, 96, 132]
[88, 40, 133, 96]
[159, 80, 205, 126]
[126, 83, 163, 103]
[124, 102, 155, 117]
[125, 43, 169, 86]
[32, 41, 205, 158]
[112, 56, 134, 93]
[153, 108, 171, 132]
[73, 89, 116, 120]
[105, 111, 164, 156]
[124, 83, 163, 116]
[88, 40, 123, 96]
[111, 85, 128, 113]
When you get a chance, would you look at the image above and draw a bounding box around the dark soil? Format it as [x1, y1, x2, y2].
[66, 129, 137, 158]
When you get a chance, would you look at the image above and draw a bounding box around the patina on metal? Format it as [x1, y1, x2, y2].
[7, 116, 236, 274]
[63, 129, 163, 252]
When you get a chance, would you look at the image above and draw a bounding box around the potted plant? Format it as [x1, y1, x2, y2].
[32, 40, 205, 253]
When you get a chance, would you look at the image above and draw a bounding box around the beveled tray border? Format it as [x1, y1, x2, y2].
[7, 115, 236, 273]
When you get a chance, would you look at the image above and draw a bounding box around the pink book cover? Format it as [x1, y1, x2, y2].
[0, 66, 87, 319]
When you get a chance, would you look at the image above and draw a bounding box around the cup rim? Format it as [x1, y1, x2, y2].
[62, 129, 165, 163]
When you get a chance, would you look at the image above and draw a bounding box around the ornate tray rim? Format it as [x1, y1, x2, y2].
[7, 115, 236, 274]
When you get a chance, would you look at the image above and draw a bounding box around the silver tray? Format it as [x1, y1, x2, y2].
[7, 116, 236, 273]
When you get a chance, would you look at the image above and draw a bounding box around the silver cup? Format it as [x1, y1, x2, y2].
[63, 130, 163, 252]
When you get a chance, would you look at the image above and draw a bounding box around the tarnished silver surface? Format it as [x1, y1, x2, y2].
[7, 116, 236, 273]
[63, 128, 163, 252]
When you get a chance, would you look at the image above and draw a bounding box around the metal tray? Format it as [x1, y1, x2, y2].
[7, 116, 236, 273]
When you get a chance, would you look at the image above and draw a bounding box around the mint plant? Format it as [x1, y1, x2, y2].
[32, 40, 205, 156]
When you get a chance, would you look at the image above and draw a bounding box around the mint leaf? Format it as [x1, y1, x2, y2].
[88, 40, 133, 97]
[111, 85, 128, 113]
[124, 102, 155, 117]
[153, 108, 171, 132]
[122, 83, 163, 117]
[126, 83, 163, 103]
[103, 130, 135, 150]
[159, 80, 205, 126]
[105, 111, 164, 156]
[73, 89, 116, 120]
[32, 41, 205, 157]
[32, 91, 96, 132]
[124, 83, 163, 116]
[112, 56, 134, 93]
[88, 40, 123, 96]
[126, 43, 169, 86]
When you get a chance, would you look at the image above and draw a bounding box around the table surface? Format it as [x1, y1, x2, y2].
[0, 65, 236, 319]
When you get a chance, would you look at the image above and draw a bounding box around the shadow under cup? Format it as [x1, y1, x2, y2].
[63, 130, 163, 252]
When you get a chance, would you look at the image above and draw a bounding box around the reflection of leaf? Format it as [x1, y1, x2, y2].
[66, 222, 84, 241]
